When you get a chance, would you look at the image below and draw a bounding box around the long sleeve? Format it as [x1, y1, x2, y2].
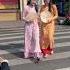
[23, 6, 28, 20]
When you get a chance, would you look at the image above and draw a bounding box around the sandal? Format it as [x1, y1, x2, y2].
[34, 57, 41, 63]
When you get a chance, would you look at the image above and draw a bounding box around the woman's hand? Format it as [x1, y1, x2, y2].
[23, 17, 33, 23]
[47, 17, 53, 23]
[25, 20, 33, 23]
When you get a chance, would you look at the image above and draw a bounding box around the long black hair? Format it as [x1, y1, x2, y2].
[27, 0, 38, 12]
[44, 0, 54, 12]
[27, 0, 31, 5]
[48, 0, 53, 12]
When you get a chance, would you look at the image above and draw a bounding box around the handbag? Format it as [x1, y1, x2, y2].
[40, 9, 52, 23]
[25, 11, 38, 21]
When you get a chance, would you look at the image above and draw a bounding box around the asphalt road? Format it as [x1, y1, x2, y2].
[0, 22, 70, 70]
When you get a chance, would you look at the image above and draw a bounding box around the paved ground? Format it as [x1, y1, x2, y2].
[0, 21, 24, 28]
[0, 21, 70, 70]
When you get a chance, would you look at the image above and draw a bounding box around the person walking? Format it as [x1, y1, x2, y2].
[39, 0, 58, 58]
[23, 0, 42, 62]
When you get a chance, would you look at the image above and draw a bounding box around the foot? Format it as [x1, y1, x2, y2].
[50, 50, 54, 55]
[24, 55, 34, 59]
[43, 54, 48, 58]
[34, 57, 41, 63]
[24, 53, 29, 59]
[24, 56, 29, 59]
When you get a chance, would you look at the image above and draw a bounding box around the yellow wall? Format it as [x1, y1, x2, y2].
[0, 0, 19, 21]
[0, 0, 44, 21]
[0, 13, 18, 21]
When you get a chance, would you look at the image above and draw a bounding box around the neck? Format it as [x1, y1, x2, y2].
[30, 3, 35, 7]
[44, 3, 49, 6]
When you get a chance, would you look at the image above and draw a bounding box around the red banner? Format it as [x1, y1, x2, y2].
[0, 0, 18, 5]
[0, 0, 19, 9]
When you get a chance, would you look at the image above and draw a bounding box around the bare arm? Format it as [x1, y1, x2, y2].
[52, 4, 58, 20]
[23, 7, 27, 21]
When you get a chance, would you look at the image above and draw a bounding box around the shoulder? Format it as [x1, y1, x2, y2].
[24, 5, 30, 10]
[52, 4, 57, 9]
[41, 5, 45, 9]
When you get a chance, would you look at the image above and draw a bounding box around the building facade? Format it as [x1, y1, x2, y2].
[0, 0, 24, 21]
[0, 0, 69, 21]
[0, 0, 44, 21]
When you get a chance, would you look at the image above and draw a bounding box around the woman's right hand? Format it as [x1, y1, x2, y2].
[23, 18, 31, 23]
[23, 17, 33, 23]
[25, 20, 33, 23]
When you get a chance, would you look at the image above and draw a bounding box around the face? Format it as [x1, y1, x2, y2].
[44, 0, 50, 4]
[31, 0, 36, 5]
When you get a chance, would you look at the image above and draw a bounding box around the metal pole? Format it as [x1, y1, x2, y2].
[19, 0, 23, 20]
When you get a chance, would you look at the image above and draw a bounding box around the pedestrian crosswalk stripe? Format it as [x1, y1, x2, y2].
[56, 67, 70, 70]
[0, 48, 23, 55]
[9, 58, 32, 66]
[0, 33, 70, 41]
[55, 36, 70, 39]
[2, 27, 69, 32]
[0, 36, 70, 46]
[2, 27, 70, 32]
[0, 25, 70, 68]
[0, 33, 23, 37]
[8, 51, 70, 66]
[55, 42, 70, 48]
[0, 41, 70, 55]
[0, 30, 24, 34]
[42, 51, 70, 61]
[55, 31, 70, 35]
[1, 31, 70, 36]
[0, 36, 24, 40]
[0, 28, 24, 30]
[56, 29, 70, 32]
[0, 40, 23, 45]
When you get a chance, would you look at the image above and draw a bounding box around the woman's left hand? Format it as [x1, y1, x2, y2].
[48, 18, 53, 23]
